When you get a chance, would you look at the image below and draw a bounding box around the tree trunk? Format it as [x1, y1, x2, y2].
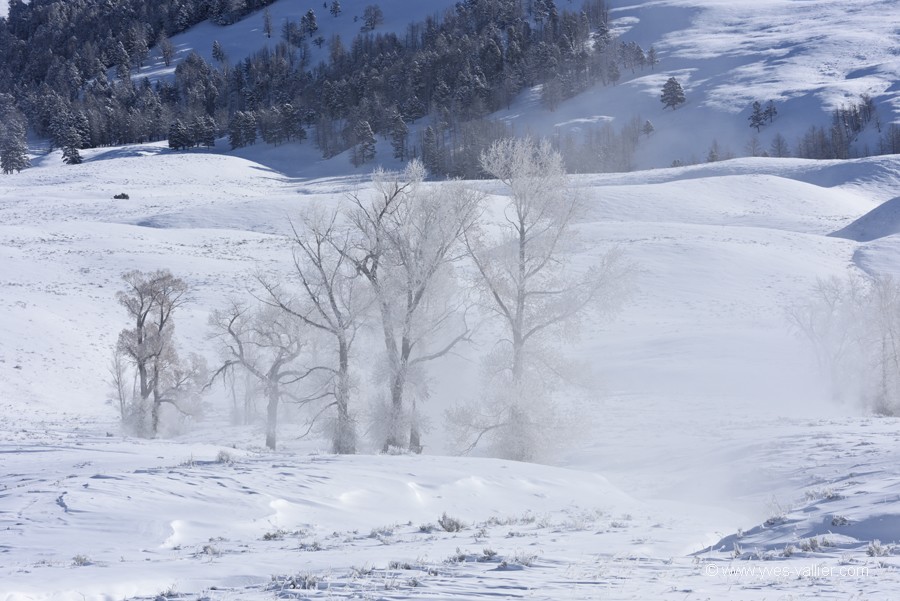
[332, 340, 356, 454]
[265, 382, 279, 450]
[408, 397, 422, 454]
[382, 368, 406, 451]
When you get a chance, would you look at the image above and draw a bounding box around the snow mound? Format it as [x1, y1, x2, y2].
[831, 196, 900, 241]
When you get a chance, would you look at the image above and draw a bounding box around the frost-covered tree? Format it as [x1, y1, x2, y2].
[301, 9, 319, 36]
[116, 270, 202, 436]
[212, 40, 227, 65]
[157, 30, 175, 67]
[660, 76, 685, 110]
[389, 110, 408, 160]
[351, 120, 376, 166]
[0, 96, 29, 174]
[209, 302, 312, 450]
[168, 119, 191, 150]
[344, 161, 483, 452]
[330, 0, 342, 17]
[449, 138, 631, 461]
[258, 210, 367, 454]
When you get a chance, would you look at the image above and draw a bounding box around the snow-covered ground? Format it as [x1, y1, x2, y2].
[5, 142, 900, 599]
[5, 0, 900, 598]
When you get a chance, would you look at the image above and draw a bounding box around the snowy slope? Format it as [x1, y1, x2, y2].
[4, 142, 900, 598]
[495, 0, 900, 169]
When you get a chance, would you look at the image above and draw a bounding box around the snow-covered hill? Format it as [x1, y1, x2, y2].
[5, 141, 900, 598]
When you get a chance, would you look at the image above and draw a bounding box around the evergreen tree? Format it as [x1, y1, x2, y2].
[351, 120, 376, 166]
[263, 8, 273, 38]
[389, 110, 408, 160]
[765, 100, 778, 124]
[660, 77, 685, 109]
[0, 114, 29, 174]
[200, 115, 217, 148]
[212, 40, 227, 64]
[330, 0, 342, 17]
[228, 111, 257, 149]
[61, 141, 83, 165]
[748, 100, 766, 132]
[646, 46, 658, 70]
[301, 9, 319, 36]
[168, 120, 191, 150]
[642, 120, 654, 137]
[157, 31, 175, 67]
[422, 125, 442, 174]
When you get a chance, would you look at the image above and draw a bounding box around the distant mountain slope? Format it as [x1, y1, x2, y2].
[494, 0, 900, 169]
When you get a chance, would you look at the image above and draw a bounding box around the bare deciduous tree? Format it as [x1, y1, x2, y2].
[209, 301, 323, 450]
[115, 270, 201, 436]
[258, 209, 366, 454]
[789, 274, 900, 414]
[344, 160, 483, 452]
[449, 137, 632, 461]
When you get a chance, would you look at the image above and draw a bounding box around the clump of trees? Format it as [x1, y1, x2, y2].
[788, 274, 900, 415]
[116, 139, 631, 460]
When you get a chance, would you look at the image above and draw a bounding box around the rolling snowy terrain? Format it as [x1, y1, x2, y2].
[4, 143, 900, 599]
[5, 0, 900, 599]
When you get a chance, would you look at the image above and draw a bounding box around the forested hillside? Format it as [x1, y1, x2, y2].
[1, 0, 898, 177]
[1, 0, 654, 177]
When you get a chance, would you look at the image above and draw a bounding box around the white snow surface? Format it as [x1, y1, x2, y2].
[4, 142, 900, 598]
[6, 0, 900, 598]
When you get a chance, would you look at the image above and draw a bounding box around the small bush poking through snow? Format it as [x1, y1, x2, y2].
[269, 574, 320, 590]
[438, 513, 465, 532]
[262, 529, 287, 541]
[71, 554, 91, 566]
[113, 192, 130, 200]
[216, 450, 235, 465]
[868, 540, 893, 557]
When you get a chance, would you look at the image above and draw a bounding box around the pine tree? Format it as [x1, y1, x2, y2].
[646, 46, 658, 70]
[212, 40, 226, 64]
[642, 120, 654, 137]
[60, 125, 84, 164]
[0, 115, 29, 174]
[351, 120, 376, 166]
[330, 0, 342, 17]
[263, 8, 273, 38]
[660, 77, 685, 109]
[765, 100, 778, 124]
[422, 125, 442, 174]
[389, 110, 408, 160]
[200, 115, 217, 148]
[157, 31, 175, 67]
[168, 120, 190, 150]
[301, 9, 319, 35]
[748, 100, 766, 132]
